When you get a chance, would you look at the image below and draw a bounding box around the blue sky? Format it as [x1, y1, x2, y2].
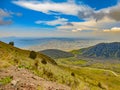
[0, 0, 120, 39]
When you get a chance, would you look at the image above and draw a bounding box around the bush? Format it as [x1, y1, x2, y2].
[14, 58, 19, 64]
[29, 51, 37, 59]
[43, 68, 53, 79]
[41, 59, 47, 65]
[98, 82, 108, 89]
[34, 60, 39, 69]
[71, 72, 75, 77]
[9, 41, 14, 46]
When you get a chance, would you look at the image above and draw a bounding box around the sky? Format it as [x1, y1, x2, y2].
[0, 0, 120, 39]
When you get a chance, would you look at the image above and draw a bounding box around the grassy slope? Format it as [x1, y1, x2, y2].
[0, 41, 57, 68]
[57, 57, 120, 90]
[0, 41, 88, 90]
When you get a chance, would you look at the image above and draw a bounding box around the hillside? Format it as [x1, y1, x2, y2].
[0, 41, 72, 90]
[0, 41, 57, 66]
[40, 49, 74, 59]
[71, 42, 120, 59]
[1, 41, 120, 90]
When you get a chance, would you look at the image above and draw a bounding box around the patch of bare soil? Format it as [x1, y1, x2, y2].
[0, 66, 70, 90]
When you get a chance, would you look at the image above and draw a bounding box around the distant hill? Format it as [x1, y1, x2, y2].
[71, 42, 120, 59]
[40, 49, 74, 59]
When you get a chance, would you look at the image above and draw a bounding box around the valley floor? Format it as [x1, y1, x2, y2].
[57, 58, 120, 90]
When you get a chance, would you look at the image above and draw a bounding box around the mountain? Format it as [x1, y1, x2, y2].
[71, 42, 120, 59]
[40, 49, 74, 59]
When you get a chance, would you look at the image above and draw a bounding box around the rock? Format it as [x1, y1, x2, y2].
[11, 79, 20, 86]
[32, 76, 37, 80]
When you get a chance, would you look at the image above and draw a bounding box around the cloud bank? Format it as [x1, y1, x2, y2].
[78, 3, 120, 21]
[12, 0, 120, 39]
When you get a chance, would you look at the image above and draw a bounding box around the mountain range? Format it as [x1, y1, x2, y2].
[71, 42, 120, 59]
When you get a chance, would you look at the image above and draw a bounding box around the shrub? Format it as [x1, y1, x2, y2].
[29, 51, 37, 59]
[34, 60, 39, 69]
[71, 72, 75, 77]
[98, 82, 107, 89]
[14, 58, 19, 64]
[9, 41, 14, 46]
[41, 59, 47, 65]
[43, 68, 53, 79]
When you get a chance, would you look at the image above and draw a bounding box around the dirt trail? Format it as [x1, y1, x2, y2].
[85, 67, 118, 77]
[72, 65, 119, 77]
[0, 66, 71, 90]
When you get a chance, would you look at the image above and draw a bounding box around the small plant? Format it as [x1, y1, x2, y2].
[14, 58, 19, 64]
[29, 51, 37, 59]
[41, 59, 47, 65]
[0, 76, 13, 85]
[43, 68, 53, 79]
[34, 60, 39, 69]
[98, 82, 108, 89]
[9, 41, 14, 46]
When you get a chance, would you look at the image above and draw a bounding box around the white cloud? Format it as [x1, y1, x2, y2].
[0, 9, 22, 18]
[35, 17, 68, 26]
[0, 9, 11, 18]
[0, 9, 22, 25]
[12, 1, 92, 16]
[0, 9, 12, 25]
[72, 29, 82, 32]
